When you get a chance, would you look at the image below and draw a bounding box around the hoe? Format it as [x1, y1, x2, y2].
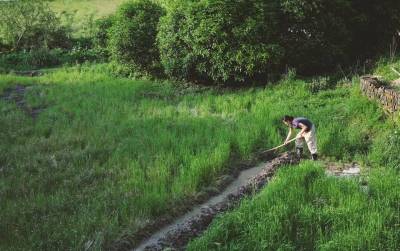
[261, 137, 296, 154]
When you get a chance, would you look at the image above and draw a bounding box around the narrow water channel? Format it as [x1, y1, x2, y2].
[133, 153, 296, 251]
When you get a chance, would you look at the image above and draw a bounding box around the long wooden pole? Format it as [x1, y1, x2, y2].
[260, 137, 297, 153]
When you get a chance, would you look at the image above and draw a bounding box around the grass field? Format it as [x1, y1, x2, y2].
[187, 162, 400, 250]
[50, 0, 125, 37]
[51, 0, 125, 19]
[0, 62, 398, 250]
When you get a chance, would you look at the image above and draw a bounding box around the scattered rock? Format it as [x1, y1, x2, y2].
[360, 75, 400, 113]
[325, 162, 361, 178]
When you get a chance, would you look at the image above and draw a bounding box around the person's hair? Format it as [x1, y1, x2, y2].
[282, 115, 294, 123]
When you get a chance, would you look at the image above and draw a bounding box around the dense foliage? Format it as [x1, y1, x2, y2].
[156, 0, 400, 85]
[280, 0, 400, 74]
[108, 0, 165, 76]
[158, 0, 284, 84]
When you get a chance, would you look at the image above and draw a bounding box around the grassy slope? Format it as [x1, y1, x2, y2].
[50, 0, 125, 37]
[187, 62, 400, 250]
[51, 0, 125, 18]
[0, 63, 396, 250]
[188, 162, 400, 251]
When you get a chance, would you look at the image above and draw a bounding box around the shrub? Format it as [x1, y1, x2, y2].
[108, 0, 165, 77]
[93, 16, 113, 50]
[158, 0, 284, 85]
[308, 76, 335, 93]
[0, 47, 106, 72]
[0, 48, 62, 71]
[0, 0, 71, 51]
[157, 2, 195, 81]
[88, 15, 114, 61]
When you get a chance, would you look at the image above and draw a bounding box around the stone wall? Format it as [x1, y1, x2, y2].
[360, 75, 400, 113]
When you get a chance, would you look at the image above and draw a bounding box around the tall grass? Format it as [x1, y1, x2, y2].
[187, 163, 400, 251]
[0, 64, 389, 250]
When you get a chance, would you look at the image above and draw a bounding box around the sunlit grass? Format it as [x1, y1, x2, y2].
[187, 163, 400, 251]
[51, 0, 125, 18]
[0, 63, 391, 250]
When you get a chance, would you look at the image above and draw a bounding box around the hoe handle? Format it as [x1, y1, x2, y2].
[261, 137, 296, 153]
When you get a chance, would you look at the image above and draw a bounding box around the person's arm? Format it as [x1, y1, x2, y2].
[296, 122, 309, 138]
[284, 127, 293, 144]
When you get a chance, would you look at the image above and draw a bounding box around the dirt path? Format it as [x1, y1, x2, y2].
[126, 153, 299, 251]
[1, 84, 44, 118]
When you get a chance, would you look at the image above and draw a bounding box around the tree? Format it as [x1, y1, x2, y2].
[0, 0, 70, 51]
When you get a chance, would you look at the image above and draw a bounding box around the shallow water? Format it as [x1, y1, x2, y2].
[133, 161, 268, 251]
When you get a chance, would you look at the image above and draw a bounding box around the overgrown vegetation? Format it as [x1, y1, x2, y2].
[155, 0, 400, 85]
[2, 0, 399, 83]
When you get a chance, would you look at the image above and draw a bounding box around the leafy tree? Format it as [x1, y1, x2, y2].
[0, 0, 70, 51]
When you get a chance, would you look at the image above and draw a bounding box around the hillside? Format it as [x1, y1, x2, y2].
[51, 0, 124, 19]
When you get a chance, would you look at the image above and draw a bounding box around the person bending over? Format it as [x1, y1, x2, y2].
[282, 115, 318, 160]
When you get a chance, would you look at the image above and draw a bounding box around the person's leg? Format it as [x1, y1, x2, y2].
[305, 126, 318, 160]
[295, 137, 305, 158]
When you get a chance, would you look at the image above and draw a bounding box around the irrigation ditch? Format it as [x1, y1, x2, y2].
[113, 152, 364, 251]
[121, 152, 299, 251]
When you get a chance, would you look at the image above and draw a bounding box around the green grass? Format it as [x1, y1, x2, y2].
[51, 0, 125, 19]
[374, 57, 400, 81]
[50, 0, 125, 37]
[0, 62, 396, 250]
[187, 162, 400, 251]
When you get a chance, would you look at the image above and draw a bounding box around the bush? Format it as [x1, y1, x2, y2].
[158, 0, 284, 85]
[108, 0, 165, 77]
[0, 47, 106, 72]
[308, 76, 335, 93]
[0, 0, 71, 51]
[93, 16, 113, 50]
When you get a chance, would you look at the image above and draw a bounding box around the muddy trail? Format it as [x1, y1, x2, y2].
[121, 153, 299, 251]
[1, 84, 45, 118]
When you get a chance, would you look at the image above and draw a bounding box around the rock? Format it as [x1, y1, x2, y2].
[360, 75, 400, 113]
